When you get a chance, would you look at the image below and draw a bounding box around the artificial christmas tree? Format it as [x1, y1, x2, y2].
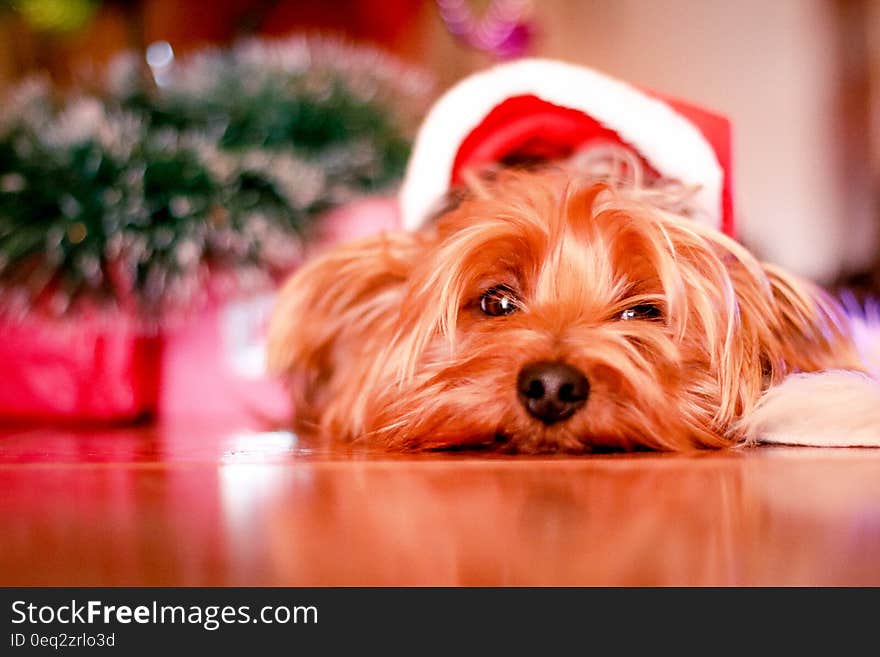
[0, 35, 431, 422]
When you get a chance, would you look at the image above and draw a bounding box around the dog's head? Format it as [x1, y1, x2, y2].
[269, 169, 859, 452]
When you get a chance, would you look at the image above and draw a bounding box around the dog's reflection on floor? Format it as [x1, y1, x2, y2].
[259, 451, 880, 586]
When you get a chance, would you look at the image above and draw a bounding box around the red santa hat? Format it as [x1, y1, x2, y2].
[399, 58, 734, 236]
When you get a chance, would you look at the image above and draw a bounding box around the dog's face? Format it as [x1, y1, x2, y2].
[269, 170, 860, 452]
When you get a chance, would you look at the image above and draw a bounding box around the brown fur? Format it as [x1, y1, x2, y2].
[268, 169, 862, 452]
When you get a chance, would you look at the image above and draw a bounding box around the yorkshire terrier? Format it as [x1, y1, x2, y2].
[267, 158, 880, 452]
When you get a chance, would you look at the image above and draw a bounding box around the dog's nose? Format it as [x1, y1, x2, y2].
[517, 361, 589, 425]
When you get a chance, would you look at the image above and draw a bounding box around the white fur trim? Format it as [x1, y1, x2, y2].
[400, 58, 724, 231]
[740, 371, 880, 447]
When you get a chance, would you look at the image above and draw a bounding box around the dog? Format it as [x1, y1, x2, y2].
[267, 161, 880, 452]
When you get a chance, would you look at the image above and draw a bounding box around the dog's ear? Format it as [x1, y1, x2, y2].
[267, 231, 425, 431]
[676, 225, 864, 439]
[716, 255, 863, 428]
[751, 264, 861, 376]
[731, 263, 880, 447]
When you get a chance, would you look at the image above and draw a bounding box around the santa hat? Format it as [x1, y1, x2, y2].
[399, 58, 734, 236]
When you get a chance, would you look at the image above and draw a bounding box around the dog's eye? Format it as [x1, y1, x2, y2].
[480, 286, 519, 316]
[619, 303, 662, 321]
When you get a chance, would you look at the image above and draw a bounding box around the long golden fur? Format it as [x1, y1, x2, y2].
[268, 168, 865, 452]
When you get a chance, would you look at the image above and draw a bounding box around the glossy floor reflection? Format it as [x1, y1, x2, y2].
[2, 422, 880, 586]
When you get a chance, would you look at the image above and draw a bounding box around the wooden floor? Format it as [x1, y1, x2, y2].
[2, 420, 880, 586]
